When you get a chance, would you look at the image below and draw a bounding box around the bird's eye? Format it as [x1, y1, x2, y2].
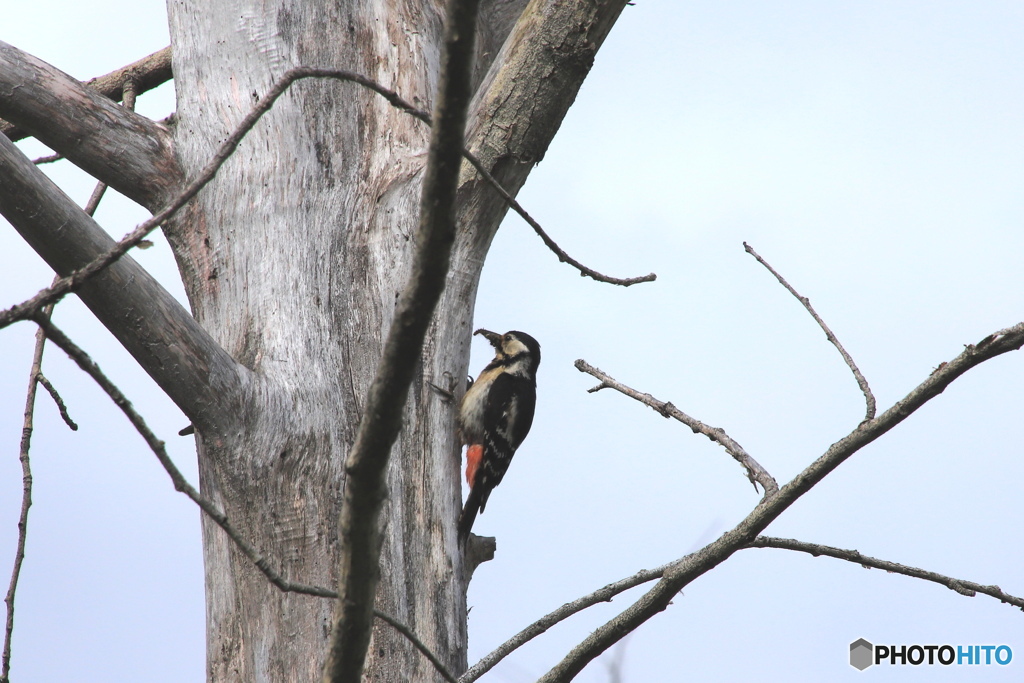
[504, 334, 512, 341]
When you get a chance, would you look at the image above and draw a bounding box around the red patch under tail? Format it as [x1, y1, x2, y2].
[465, 444, 483, 487]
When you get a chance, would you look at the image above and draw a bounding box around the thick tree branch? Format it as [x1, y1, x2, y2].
[0, 41, 180, 209]
[322, 0, 481, 681]
[748, 536, 1024, 610]
[460, 563, 671, 683]
[0, 131, 245, 436]
[472, 0, 530, 90]
[1, 46, 172, 142]
[574, 359, 779, 496]
[744, 242, 876, 420]
[2, 59, 634, 343]
[540, 323, 1024, 682]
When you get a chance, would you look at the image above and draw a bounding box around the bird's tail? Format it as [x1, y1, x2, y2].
[458, 486, 484, 546]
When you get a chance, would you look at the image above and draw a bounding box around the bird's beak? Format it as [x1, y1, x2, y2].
[474, 328, 503, 349]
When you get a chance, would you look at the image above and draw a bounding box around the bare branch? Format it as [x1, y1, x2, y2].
[540, 323, 1024, 682]
[34, 373, 77, 431]
[574, 359, 779, 496]
[744, 242, 876, 420]
[0, 41, 180, 208]
[748, 536, 1024, 610]
[460, 563, 670, 683]
[82, 47, 171, 108]
[5, 31, 648, 287]
[30, 315, 458, 683]
[322, 1, 481, 680]
[1, 46, 172, 143]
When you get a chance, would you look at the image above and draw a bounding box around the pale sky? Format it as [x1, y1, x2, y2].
[2, 2, 1023, 681]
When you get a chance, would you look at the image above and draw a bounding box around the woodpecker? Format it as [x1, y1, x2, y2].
[457, 328, 541, 545]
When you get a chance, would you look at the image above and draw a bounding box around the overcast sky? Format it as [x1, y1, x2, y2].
[2, 2, 1023, 682]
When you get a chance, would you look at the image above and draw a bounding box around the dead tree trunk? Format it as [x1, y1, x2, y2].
[0, 0, 630, 680]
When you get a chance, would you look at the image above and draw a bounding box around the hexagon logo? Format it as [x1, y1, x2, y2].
[850, 638, 874, 670]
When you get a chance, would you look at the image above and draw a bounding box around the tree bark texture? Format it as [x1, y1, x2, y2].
[1, 0, 628, 680]
[166, 2, 466, 680]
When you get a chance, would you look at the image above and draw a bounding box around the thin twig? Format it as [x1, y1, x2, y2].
[34, 373, 77, 431]
[748, 536, 1024, 610]
[460, 563, 670, 683]
[30, 314, 457, 682]
[574, 359, 778, 496]
[1, 309, 54, 683]
[743, 242, 876, 420]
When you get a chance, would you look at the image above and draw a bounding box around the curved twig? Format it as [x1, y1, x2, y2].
[574, 359, 779, 496]
[744, 242, 876, 420]
[748, 536, 1024, 609]
[460, 149, 656, 286]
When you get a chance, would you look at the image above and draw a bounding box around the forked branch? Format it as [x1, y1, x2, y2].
[543, 323, 1024, 682]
